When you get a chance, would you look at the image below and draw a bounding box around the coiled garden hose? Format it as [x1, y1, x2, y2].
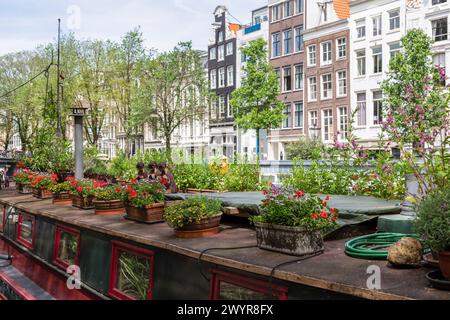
[345, 233, 422, 260]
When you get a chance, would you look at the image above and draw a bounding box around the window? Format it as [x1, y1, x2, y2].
[296, 0, 304, 14]
[109, 241, 155, 300]
[226, 42, 233, 56]
[210, 269, 288, 300]
[210, 70, 217, 89]
[219, 96, 226, 115]
[53, 225, 80, 270]
[218, 67, 225, 87]
[275, 68, 281, 90]
[389, 42, 401, 59]
[323, 109, 333, 141]
[284, 30, 292, 55]
[373, 91, 383, 125]
[272, 4, 281, 21]
[339, 106, 348, 140]
[209, 47, 216, 60]
[295, 26, 304, 52]
[357, 92, 367, 126]
[356, 19, 366, 39]
[210, 101, 217, 120]
[283, 66, 292, 91]
[309, 111, 319, 139]
[432, 18, 448, 42]
[389, 10, 400, 30]
[337, 38, 346, 59]
[284, 1, 293, 18]
[372, 15, 382, 37]
[321, 74, 332, 100]
[294, 102, 304, 128]
[308, 77, 317, 101]
[321, 42, 332, 65]
[433, 52, 446, 68]
[356, 50, 366, 76]
[283, 104, 292, 128]
[227, 66, 234, 86]
[432, 0, 447, 5]
[337, 71, 347, 97]
[308, 45, 316, 66]
[373, 46, 382, 74]
[218, 44, 225, 61]
[218, 31, 224, 43]
[16, 212, 35, 250]
[227, 94, 233, 117]
[294, 64, 304, 90]
[272, 33, 281, 58]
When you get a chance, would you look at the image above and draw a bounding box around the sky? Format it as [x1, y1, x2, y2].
[0, 0, 267, 55]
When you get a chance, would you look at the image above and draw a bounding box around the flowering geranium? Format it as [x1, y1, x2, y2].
[123, 181, 165, 208]
[252, 186, 338, 231]
[31, 175, 57, 189]
[48, 181, 72, 194]
[14, 169, 35, 185]
[70, 180, 97, 198]
[94, 185, 124, 201]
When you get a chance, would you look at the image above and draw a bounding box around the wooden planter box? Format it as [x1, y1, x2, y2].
[71, 194, 95, 210]
[174, 213, 222, 238]
[32, 187, 53, 199]
[254, 222, 324, 256]
[53, 192, 72, 205]
[125, 203, 165, 224]
[93, 199, 125, 216]
[17, 183, 32, 194]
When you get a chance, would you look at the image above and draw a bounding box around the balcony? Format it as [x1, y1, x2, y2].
[244, 23, 261, 35]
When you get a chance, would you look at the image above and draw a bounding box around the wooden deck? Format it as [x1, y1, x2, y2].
[1, 189, 449, 300]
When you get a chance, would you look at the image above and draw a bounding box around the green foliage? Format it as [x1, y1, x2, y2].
[285, 137, 325, 160]
[224, 160, 261, 192]
[94, 185, 124, 201]
[117, 251, 150, 300]
[108, 150, 137, 180]
[251, 186, 338, 230]
[123, 182, 165, 208]
[414, 187, 450, 253]
[30, 175, 56, 188]
[49, 139, 74, 173]
[165, 196, 223, 229]
[48, 181, 72, 194]
[70, 179, 97, 198]
[14, 169, 34, 185]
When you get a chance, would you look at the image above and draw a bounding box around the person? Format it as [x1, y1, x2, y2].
[136, 162, 147, 181]
[3, 169, 9, 188]
[0, 170, 3, 190]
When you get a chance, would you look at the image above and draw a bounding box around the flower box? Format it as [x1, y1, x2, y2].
[254, 222, 324, 256]
[93, 199, 125, 216]
[174, 213, 222, 238]
[17, 183, 32, 194]
[52, 192, 72, 205]
[124, 203, 165, 224]
[71, 194, 95, 210]
[32, 187, 53, 199]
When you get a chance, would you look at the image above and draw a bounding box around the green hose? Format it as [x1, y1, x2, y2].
[345, 233, 422, 260]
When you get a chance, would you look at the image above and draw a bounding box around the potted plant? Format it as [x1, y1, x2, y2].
[30, 175, 57, 199]
[414, 187, 450, 280]
[14, 169, 35, 194]
[165, 196, 223, 238]
[93, 185, 125, 216]
[48, 181, 73, 205]
[123, 181, 166, 223]
[251, 185, 338, 256]
[70, 180, 97, 210]
[50, 145, 74, 183]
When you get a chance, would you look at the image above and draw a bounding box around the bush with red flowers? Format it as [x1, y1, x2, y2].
[31, 175, 57, 189]
[14, 169, 35, 186]
[252, 184, 338, 231]
[69, 180, 97, 198]
[94, 185, 124, 201]
[123, 181, 165, 208]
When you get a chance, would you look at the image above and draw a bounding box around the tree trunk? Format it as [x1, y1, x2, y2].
[164, 133, 172, 164]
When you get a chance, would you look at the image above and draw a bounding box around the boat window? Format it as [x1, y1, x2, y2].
[108, 241, 154, 300]
[53, 225, 81, 270]
[16, 212, 35, 250]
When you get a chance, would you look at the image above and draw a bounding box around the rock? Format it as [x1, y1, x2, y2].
[387, 237, 422, 266]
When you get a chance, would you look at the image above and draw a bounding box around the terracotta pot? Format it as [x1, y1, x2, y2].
[17, 183, 32, 194]
[71, 194, 95, 210]
[439, 251, 450, 280]
[254, 222, 324, 256]
[174, 214, 222, 238]
[93, 199, 125, 216]
[52, 192, 72, 205]
[32, 187, 53, 199]
[125, 203, 165, 223]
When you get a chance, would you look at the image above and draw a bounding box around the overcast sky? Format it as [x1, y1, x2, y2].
[0, 0, 267, 55]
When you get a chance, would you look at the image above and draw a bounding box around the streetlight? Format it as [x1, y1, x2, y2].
[71, 106, 88, 179]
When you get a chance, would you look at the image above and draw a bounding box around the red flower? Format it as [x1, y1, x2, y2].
[18, 161, 23, 168]
[331, 216, 337, 222]
[295, 191, 305, 198]
[127, 186, 134, 193]
[129, 191, 138, 199]
[130, 178, 138, 184]
[320, 211, 328, 219]
[71, 182, 78, 187]
[76, 187, 83, 192]
[322, 200, 328, 207]
[330, 208, 337, 215]
[159, 178, 168, 186]
[311, 213, 319, 220]
[325, 195, 330, 201]
[115, 187, 122, 193]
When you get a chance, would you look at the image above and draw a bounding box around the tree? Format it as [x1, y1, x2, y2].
[134, 42, 211, 163]
[230, 38, 284, 158]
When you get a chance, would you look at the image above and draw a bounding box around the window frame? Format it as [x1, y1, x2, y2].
[308, 45, 316, 66]
[432, 17, 448, 42]
[218, 44, 225, 61]
[218, 67, 225, 88]
[321, 73, 333, 100]
[209, 269, 288, 300]
[108, 241, 155, 301]
[0, 205, 5, 233]
[321, 41, 332, 66]
[336, 37, 346, 60]
[283, 66, 292, 92]
[226, 42, 233, 56]
[52, 224, 81, 270]
[322, 109, 333, 142]
[209, 47, 216, 60]
[294, 63, 304, 91]
[16, 212, 36, 250]
[356, 92, 367, 127]
[226, 65, 234, 87]
[389, 9, 400, 31]
[372, 46, 383, 74]
[373, 91, 383, 125]
[295, 25, 304, 52]
[309, 110, 319, 139]
[372, 15, 382, 37]
[308, 76, 317, 101]
[339, 106, 349, 141]
[283, 29, 292, 55]
[294, 101, 304, 128]
[356, 49, 366, 76]
[282, 103, 292, 129]
[295, 0, 304, 14]
[356, 19, 366, 39]
[336, 70, 347, 97]
[272, 32, 281, 58]
[210, 69, 217, 89]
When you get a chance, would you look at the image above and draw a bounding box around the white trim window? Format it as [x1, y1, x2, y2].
[356, 92, 367, 126]
[209, 47, 216, 60]
[321, 41, 332, 66]
[218, 67, 225, 88]
[389, 9, 400, 31]
[308, 77, 317, 101]
[226, 42, 233, 56]
[356, 50, 366, 76]
[295, 25, 304, 52]
[296, 0, 304, 14]
[294, 102, 304, 128]
[322, 109, 333, 141]
[337, 38, 346, 60]
[308, 45, 316, 66]
[309, 110, 319, 139]
[389, 42, 401, 60]
[284, 29, 292, 55]
[283, 104, 292, 128]
[321, 74, 332, 100]
[373, 46, 382, 74]
[356, 19, 366, 39]
[339, 106, 348, 140]
[227, 94, 233, 117]
[272, 32, 281, 58]
[218, 44, 225, 61]
[294, 64, 304, 90]
[272, 4, 281, 22]
[432, 18, 448, 42]
[219, 96, 225, 116]
[284, 1, 293, 18]
[372, 15, 382, 37]
[283, 66, 292, 92]
[337, 71, 347, 97]
[226, 65, 234, 87]
[373, 91, 383, 125]
[210, 69, 217, 89]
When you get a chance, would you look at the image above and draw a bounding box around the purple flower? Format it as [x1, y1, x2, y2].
[415, 106, 424, 114]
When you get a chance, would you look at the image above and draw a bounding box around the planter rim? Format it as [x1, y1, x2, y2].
[125, 202, 165, 209]
[93, 199, 123, 204]
[174, 212, 222, 230]
[254, 221, 318, 233]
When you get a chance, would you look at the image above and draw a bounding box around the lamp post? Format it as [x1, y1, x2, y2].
[71, 107, 88, 180]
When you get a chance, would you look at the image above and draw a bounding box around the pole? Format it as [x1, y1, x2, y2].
[56, 18, 62, 137]
[74, 115, 84, 179]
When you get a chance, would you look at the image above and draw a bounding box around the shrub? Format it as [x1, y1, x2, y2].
[48, 181, 72, 194]
[285, 137, 324, 160]
[30, 175, 57, 189]
[94, 185, 124, 201]
[14, 169, 35, 185]
[123, 182, 165, 208]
